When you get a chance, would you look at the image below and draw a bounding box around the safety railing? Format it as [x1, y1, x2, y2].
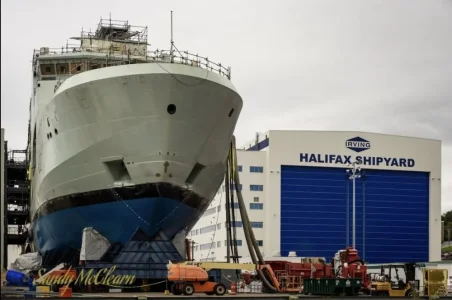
[7, 180, 29, 188]
[33, 44, 231, 80]
[7, 203, 29, 212]
[7, 225, 28, 235]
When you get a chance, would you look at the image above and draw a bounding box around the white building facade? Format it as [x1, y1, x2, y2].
[189, 130, 442, 264]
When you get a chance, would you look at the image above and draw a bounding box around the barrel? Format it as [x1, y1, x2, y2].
[5, 270, 28, 286]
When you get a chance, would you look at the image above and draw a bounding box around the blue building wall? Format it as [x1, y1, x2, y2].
[280, 165, 429, 263]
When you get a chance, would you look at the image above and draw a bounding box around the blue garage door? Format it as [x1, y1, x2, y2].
[280, 165, 429, 264]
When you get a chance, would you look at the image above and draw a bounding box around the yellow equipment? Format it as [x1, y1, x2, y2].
[370, 264, 415, 297]
[423, 268, 448, 297]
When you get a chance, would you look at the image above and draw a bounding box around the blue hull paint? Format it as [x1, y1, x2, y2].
[33, 197, 200, 254]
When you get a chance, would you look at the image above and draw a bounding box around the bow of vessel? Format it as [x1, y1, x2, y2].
[25, 16, 243, 266]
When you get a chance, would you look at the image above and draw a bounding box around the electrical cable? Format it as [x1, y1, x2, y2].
[228, 144, 239, 263]
[229, 136, 279, 292]
[204, 190, 223, 261]
[224, 158, 232, 263]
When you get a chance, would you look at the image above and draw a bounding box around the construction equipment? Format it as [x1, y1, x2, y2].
[266, 248, 370, 294]
[167, 261, 228, 296]
[369, 263, 416, 297]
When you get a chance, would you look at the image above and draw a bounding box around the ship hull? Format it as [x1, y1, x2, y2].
[29, 63, 242, 261]
[32, 183, 203, 255]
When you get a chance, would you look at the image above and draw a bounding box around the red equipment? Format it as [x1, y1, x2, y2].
[265, 248, 369, 294]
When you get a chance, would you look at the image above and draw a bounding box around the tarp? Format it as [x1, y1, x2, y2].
[9, 252, 42, 274]
[80, 227, 111, 261]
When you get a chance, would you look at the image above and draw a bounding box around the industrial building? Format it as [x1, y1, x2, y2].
[190, 130, 442, 264]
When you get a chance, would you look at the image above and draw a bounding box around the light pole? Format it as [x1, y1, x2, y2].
[346, 161, 362, 249]
[191, 240, 197, 261]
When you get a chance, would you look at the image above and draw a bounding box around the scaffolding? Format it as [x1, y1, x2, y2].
[71, 17, 148, 48]
[2, 147, 30, 270]
[91, 17, 148, 44]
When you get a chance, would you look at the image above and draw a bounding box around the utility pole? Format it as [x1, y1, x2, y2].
[448, 227, 451, 249]
[191, 240, 196, 261]
[346, 161, 362, 249]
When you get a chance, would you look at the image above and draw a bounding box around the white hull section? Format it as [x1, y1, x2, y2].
[29, 63, 242, 218]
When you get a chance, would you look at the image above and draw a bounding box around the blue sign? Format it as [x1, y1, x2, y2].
[299, 153, 415, 168]
[345, 136, 370, 153]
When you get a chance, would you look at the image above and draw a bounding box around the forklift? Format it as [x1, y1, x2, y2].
[370, 263, 416, 297]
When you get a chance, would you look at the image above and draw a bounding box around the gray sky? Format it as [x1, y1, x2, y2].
[1, 0, 451, 213]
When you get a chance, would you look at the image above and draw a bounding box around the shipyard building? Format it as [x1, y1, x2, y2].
[190, 130, 442, 264]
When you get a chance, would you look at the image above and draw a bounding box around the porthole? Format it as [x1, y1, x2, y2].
[54, 128, 58, 135]
[167, 104, 176, 115]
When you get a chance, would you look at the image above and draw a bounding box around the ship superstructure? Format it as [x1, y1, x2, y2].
[26, 17, 242, 265]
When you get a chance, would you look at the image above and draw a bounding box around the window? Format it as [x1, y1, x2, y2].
[250, 203, 263, 210]
[229, 202, 239, 209]
[203, 207, 216, 216]
[250, 185, 264, 191]
[217, 205, 221, 212]
[225, 240, 242, 246]
[200, 224, 216, 234]
[231, 184, 242, 191]
[224, 240, 243, 246]
[238, 165, 243, 172]
[216, 223, 221, 230]
[250, 166, 264, 173]
[250, 222, 263, 228]
[45, 66, 51, 73]
[200, 242, 215, 250]
[217, 241, 221, 247]
[226, 221, 242, 227]
[253, 197, 260, 202]
[257, 240, 263, 247]
[196, 229, 199, 235]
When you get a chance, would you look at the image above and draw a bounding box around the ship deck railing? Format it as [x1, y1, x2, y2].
[34, 44, 231, 80]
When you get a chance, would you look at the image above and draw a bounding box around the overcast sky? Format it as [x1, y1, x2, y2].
[1, 0, 451, 213]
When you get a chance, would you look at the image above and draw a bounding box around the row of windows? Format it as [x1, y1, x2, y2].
[250, 203, 264, 210]
[229, 202, 263, 210]
[250, 185, 264, 191]
[227, 184, 264, 192]
[225, 221, 264, 228]
[203, 205, 221, 217]
[221, 240, 264, 247]
[195, 240, 264, 251]
[199, 242, 215, 250]
[190, 223, 221, 236]
[191, 219, 264, 237]
[237, 166, 264, 173]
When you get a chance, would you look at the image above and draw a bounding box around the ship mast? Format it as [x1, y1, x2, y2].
[170, 11, 174, 63]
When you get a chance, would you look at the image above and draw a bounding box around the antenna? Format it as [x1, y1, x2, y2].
[170, 10, 174, 63]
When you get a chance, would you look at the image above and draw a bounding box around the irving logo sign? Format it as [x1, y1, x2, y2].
[345, 136, 371, 153]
